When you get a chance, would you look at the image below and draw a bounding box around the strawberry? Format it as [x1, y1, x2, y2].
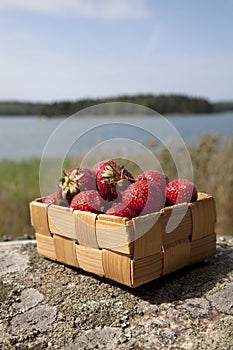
[122, 181, 165, 215]
[70, 190, 105, 213]
[92, 159, 116, 176]
[166, 179, 198, 205]
[60, 167, 96, 203]
[106, 203, 137, 218]
[43, 190, 68, 206]
[135, 170, 169, 192]
[96, 161, 134, 201]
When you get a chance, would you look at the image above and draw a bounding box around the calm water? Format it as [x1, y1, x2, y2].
[0, 112, 232, 160]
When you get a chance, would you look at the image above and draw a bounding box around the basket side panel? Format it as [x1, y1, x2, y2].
[48, 205, 76, 240]
[162, 238, 190, 275]
[96, 220, 134, 255]
[160, 204, 191, 245]
[132, 213, 162, 260]
[102, 249, 132, 286]
[74, 211, 98, 248]
[30, 201, 51, 236]
[76, 244, 104, 277]
[190, 194, 216, 241]
[131, 252, 162, 287]
[54, 234, 79, 268]
[36, 232, 56, 260]
[189, 232, 216, 265]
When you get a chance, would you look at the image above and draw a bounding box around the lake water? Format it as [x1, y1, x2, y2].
[0, 112, 232, 161]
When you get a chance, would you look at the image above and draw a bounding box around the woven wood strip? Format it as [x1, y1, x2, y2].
[189, 193, 216, 240]
[131, 252, 162, 287]
[189, 232, 216, 265]
[162, 238, 190, 275]
[75, 210, 98, 248]
[76, 244, 104, 277]
[53, 234, 79, 268]
[160, 203, 191, 245]
[96, 219, 134, 255]
[102, 249, 132, 286]
[36, 232, 56, 260]
[97, 214, 129, 224]
[48, 205, 76, 239]
[132, 212, 162, 260]
[30, 200, 51, 236]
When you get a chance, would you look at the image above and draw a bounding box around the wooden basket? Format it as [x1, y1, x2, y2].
[29, 192, 216, 287]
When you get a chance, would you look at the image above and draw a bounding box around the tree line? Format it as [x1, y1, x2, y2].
[0, 94, 232, 116]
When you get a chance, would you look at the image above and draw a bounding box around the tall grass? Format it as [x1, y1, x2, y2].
[0, 135, 232, 240]
[157, 134, 233, 236]
[191, 135, 233, 236]
[0, 159, 40, 239]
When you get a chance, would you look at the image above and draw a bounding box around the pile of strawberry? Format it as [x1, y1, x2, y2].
[43, 159, 197, 218]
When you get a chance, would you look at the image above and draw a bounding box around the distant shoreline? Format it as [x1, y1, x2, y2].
[0, 94, 233, 117]
[0, 111, 233, 119]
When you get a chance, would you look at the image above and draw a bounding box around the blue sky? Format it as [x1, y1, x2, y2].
[0, 0, 233, 102]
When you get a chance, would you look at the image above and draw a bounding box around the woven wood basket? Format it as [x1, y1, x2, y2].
[29, 192, 216, 287]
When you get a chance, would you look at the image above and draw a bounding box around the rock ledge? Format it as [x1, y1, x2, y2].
[0, 237, 233, 350]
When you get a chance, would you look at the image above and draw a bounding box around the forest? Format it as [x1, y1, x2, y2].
[0, 94, 232, 116]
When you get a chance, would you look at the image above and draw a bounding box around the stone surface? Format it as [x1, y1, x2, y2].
[62, 327, 123, 350]
[0, 237, 233, 350]
[0, 244, 29, 277]
[12, 288, 44, 313]
[207, 283, 233, 315]
[8, 304, 57, 336]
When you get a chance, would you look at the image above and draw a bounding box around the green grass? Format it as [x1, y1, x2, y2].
[0, 159, 40, 239]
[190, 135, 233, 236]
[0, 135, 232, 240]
[157, 134, 233, 236]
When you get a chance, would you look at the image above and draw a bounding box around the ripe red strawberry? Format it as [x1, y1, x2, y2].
[122, 181, 165, 215]
[106, 203, 137, 218]
[60, 167, 96, 203]
[166, 179, 198, 205]
[43, 190, 67, 206]
[70, 190, 105, 213]
[135, 170, 169, 192]
[92, 159, 116, 176]
[96, 161, 134, 201]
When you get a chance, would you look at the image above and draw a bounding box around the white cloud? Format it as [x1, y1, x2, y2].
[0, 0, 150, 19]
